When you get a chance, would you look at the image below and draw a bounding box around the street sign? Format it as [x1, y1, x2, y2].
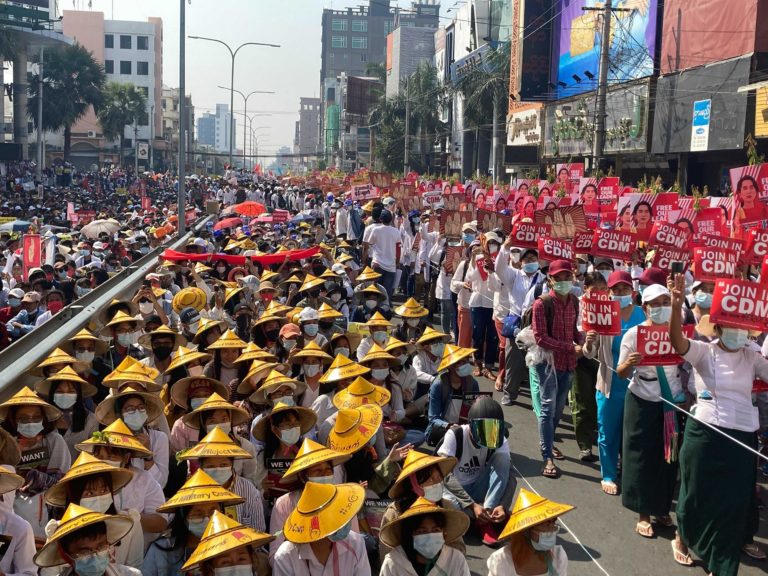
[690, 99, 711, 152]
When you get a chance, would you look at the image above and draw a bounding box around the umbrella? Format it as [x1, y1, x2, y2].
[214, 217, 242, 231]
[233, 201, 266, 217]
[0, 220, 32, 232]
[80, 218, 121, 239]
[290, 213, 315, 223]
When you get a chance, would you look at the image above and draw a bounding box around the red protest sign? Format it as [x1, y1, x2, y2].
[581, 292, 621, 335]
[391, 182, 415, 200]
[537, 236, 573, 262]
[710, 278, 768, 331]
[591, 229, 636, 260]
[744, 228, 768, 265]
[272, 210, 290, 223]
[511, 222, 551, 249]
[477, 209, 513, 234]
[22, 234, 41, 281]
[141, 196, 151, 211]
[692, 247, 739, 282]
[637, 325, 695, 366]
[369, 172, 392, 188]
[573, 230, 593, 253]
[648, 221, 691, 251]
[652, 246, 691, 271]
[700, 233, 745, 260]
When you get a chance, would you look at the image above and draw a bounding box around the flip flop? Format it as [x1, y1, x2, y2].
[552, 447, 565, 460]
[542, 462, 560, 479]
[635, 521, 654, 538]
[600, 480, 618, 495]
[671, 539, 694, 566]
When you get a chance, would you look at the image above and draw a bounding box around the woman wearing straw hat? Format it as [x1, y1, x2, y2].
[137, 326, 187, 384]
[250, 312, 287, 352]
[246, 369, 304, 420]
[310, 354, 371, 424]
[62, 328, 109, 381]
[202, 329, 249, 395]
[413, 327, 452, 392]
[95, 311, 145, 375]
[161, 346, 212, 411]
[289, 342, 334, 407]
[33, 503, 136, 576]
[168, 376, 229, 427]
[0, 465, 35, 576]
[273, 482, 371, 576]
[177, 427, 265, 532]
[30, 347, 88, 380]
[326, 332, 361, 364]
[355, 311, 393, 362]
[191, 318, 227, 354]
[487, 488, 574, 575]
[267, 438, 353, 562]
[379, 497, 471, 576]
[385, 337, 424, 423]
[0, 388, 70, 537]
[44, 452, 141, 568]
[392, 297, 429, 343]
[316, 302, 344, 341]
[143, 470, 245, 576]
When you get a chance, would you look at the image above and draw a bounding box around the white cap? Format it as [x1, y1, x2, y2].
[485, 231, 503, 245]
[331, 263, 346, 275]
[641, 284, 670, 304]
[8, 288, 24, 299]
[298, 307, 318, 323]
[92, 241, 105, 250]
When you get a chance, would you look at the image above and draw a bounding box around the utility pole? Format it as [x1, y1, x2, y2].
[178, 0, 186, 234]
[403, 76, 410, 176]
[134, 122, 139, 175]
[36, 46, 43, 183]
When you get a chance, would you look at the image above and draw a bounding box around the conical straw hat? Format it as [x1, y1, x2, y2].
[237, 360, 281, 395]
[264, 299, 293, 317]
[45, 451, 134, 507]
[327, 404, 383, 454]
[366, 311, 392, 328]
[102, 355, 161, 391]
[177, 426, 253, 461]
[206, 329, 247, 350]
[279, 438, 352, 484]
[234, 342, 278, 364]
[379, 497, 469, 548]
[223, 286, 244, 305]
[181, 510, 274, 570]
[194, 262, 212, 274]
[35, 365, 98, 399]
[192, 317, 227, 343]
[498, 488, 575, 539]
[75, 418, 152, 457]
[317, 303, 343, 320]
[436, 343, 476, 373]
[252, 402, 317, 442]
[332, 376, 391, 410]
[137, 325, 187, 349]
[298, 273, 325, 292]
[356, 266, 381, 281]
[318, 353, 370, 384]
[0, 466, 23, 496]
[394, 297, 429, 318]
[30, 347, 87, 377]
[361, 284, 385, 297]
[165, 346, 212, 373]
[94, 384, 166, 427]
[282, 482, 365, 543]
[100, 310, 143, 334]
[384, 336, 417, 356]
[0, 387, 61, 423]
[359, 343, 398, 367]
[289, 341, 333, 364]
[157, 469, 244, 512]
[416, 326, 451, 345]
[248, 369, 306, 404]
[388, 451, 457, 499]
[170, 376, 228, 409]
[62, 328, 108, 356]
[181, 392, 251, 429]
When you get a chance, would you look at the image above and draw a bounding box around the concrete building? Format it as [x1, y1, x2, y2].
[292, 97, 320, 170]
[196, 104, 235, 154]
[161, 85, 194, 171]
[386, 26, 436, 98]
[197, 114, 216, 148]
[56, 10, 163, 169]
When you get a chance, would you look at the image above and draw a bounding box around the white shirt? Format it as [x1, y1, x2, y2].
[0, 491, 36, 576]
[494, 246, 544, 316]
[450, 260, 472, 308]
[437, 425, 510, 486]
[129, 428, 169, 489]
[487, 544, 568, 576]
[464, 261, 499, 310]
[620, 325, 688, 402]
[412, 350, 439, 386]
[272, 531, 371, 576]
[116, 466, 167, 520]
[381, 545, 470, 576]
[366, 224, 401, 273]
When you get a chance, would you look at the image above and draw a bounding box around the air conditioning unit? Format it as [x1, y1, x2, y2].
[87, 130, 97, 138]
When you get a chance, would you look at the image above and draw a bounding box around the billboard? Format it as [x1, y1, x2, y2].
[757, 86, 768, 139]
[556, 0, 658, 97]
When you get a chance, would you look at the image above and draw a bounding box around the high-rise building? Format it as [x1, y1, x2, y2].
[386, 26, 437, 98]
[197, 114, 216, 148]
[294, 97, 321, 164]
[196, 104, 235, 155]
[161, 85, 194, 171]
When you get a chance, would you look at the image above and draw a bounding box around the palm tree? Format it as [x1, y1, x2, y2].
[369, 95, 406, 173]
[97, 82, 147, 167]
[27, 43, 106, 161]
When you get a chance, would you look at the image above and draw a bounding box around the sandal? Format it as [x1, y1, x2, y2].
[600, 480, 618, 495]
[552, 447, 565, 460]
[671, 539, 694, 566]
[635, 521, 654, 538]
[542, 462, 560, 479]
[655, 515, 674, 527]
[742, 542, 767, 560]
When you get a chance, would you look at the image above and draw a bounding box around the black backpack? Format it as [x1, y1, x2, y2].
[520, 279, 550, 330]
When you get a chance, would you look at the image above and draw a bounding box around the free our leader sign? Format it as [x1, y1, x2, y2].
[710, 279, 768, 332]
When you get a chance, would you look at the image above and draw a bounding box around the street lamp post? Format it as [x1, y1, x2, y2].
[218, 86, 274, 169]
[232, 110, 270, 169]
[188, 36, 279, 166]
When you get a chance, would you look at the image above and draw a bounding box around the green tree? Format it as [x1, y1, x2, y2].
[97, 82, 147, 166]
[27, 43, 106, 161]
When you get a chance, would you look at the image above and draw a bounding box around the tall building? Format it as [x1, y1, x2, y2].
[197, 114, 216, 148]
[59, 10, 163, 169]
[161, 85, 194, 171]
[293, 97, 321, 170]
[196, 104, 235, 154]
[386, 25, 437, 98]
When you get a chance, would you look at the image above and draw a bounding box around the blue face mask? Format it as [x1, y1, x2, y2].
[456, 363, 473, 377]
[462, 233, 476, 244]
[17, 422, 44, 439]
[303, 324, 319, 337]
[612, 294, 633, 309]
[648, 306, 672, 325]
[186, 516, 210, 538]
[531, 530, 557, 551]
[412, 218, 420, 225]
[8, 298, 20, 308]
[720, 327, 748, 351]
[694, 292, 713, 309]
[74, 550, 110, 576]
[522, 262, 539, 274]
[328, 521, 352, 542]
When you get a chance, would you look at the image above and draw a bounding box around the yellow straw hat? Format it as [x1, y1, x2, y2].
[359, 343, 399, 367]
[35, 365, 98, 400]
[317, 303, 343, 320]
[76, 419, 152, 457]
[99, 299, 139, 325]
[361, 284, 385, 298]
[499, 488, 575, 539]
[34, 504, 134, 567]
[181, 510, 274, 570]
[356, 266, 382, 281]
[0, 387, 61, 423]
[223, 286, 244, 305]
[416, 326, 451, 346]
[437, 344, 477, 373]
[379, 497, 470, 548]
[206, 329, 247, 350]
[394, 297, 429, 318]
[384, 336, 417, 356]
[170, 376, 228, 410]
[253, 313, 288, 328]
[320, 269, 340, 281]
[177, 426, 253, 461]
[366, 311, 392, 328]
[257, 281, 277, 294]
[102, 356, 162, 392]
[62, 328, 109, 356]
[0, 428, 20, 466]
[0, 466, 23, 495]
[100, 310, 144, 335]
[298, 273, 325, 293]
[157, 470, 244, 513]
[336, 253, 354, 264]
[264, 299, 294, 318]
[388, 451, 458, 499]
[279, 438, 352, 484]
[329, 331, 363, 351]
[192, 318, 227, 344]
[45, 451, 134, 507]
[237, 360, 280, 395]
[194, 262, 212, 274]
[283, 482, 365, 543]
[289, 341, 334, 364]
[234, 342, 278, 364]
[332, 376, 391, 410]
[30, 348, 87, 377]
[248, 370, 306, 404]
[172, 287, 207, 313]
[181, 392, 250, 430]
[361, 200, 376, 213]
[164, 346, 212, 374]
[261, 270, 280, 283]
[137, 325, 187, 349]
[252, 402, 317, 442]
[318, 354, 371, 384]
[279, 274, 303, 288]
[94, 384, 166, 427]
[327, 404, 383, 454]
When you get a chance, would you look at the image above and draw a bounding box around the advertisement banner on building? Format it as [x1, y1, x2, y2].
[137, 142, 149, 161]
[690, 99, 712, 152]
[757, 87, 768, 139]
[507, 107, 542, 147]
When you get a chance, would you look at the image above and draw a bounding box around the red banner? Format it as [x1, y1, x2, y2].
[744, 228, 768, 265]
[648, 221, 691, 251]
[141, 196, 151, 211]
[692, 247, 739, 282]
[391, 182, 416, 201]
[22, 234, 41, 281]
[272, 210, 290, 223]
[160, 246, 320, 266]
[510, 222, 551, 249]
[637, 324, 695, 366]
[710, 278, 768, 331]
[652, 246, 691, 271]
[572, 230, 593, 254]
[537, 236, 573, 262]
[591, 229, 636, 260]
[581, 292, 621, 335]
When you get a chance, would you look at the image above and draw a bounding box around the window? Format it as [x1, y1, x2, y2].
[104, 60, 114, 74]
[384, 20, 394, 35]
[329, 52, 335, 64]
[105, 34, 114, 48]
[351, 20, 367, 32]
[120, 61, 131, 74]
[331, 19, 347, 31]
[137, 61, 149, 75]
[360, 53, 367, 62]
[351, 37, 367, 49]
[331, 36, 347, 48]
[120, 35, 131, 49]
[137, 36, 149, 50]
[124, 138, 133, 149]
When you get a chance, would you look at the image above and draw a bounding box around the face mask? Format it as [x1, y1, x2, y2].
[328, 521, 352, 542]
[190, 397, 206, 410]
[365, 299, 378, 310]
[74, 549, 110, 576]
[371, 368, 389, 381]
[406, 318, 420, 327]
[578, 263, 588, 275]
[206, 422, 232, 434]
[153, 345, 173, 360]
[79, 493, 113, 514]
[551, 280, 572, 296]
[139, 302, 154, 315]
[511, 252, 521, 264]
[8, 298, 20, 308]
[203, 466, 232, 485]
[522, 261, 539, 274]
[430, 343, 445, 357]
[17, 422, 44, 438]
[54, 393, 78, 410]
[397, 353, 408, 365]
[331, 293, 342, 303]
[307, 475, 335, 485]
[48, 301, 64, 314]
[371, 331, 388, 345]
[188, 365, 204, 377]
[720, 327, 749, 351]
[413, 532, 444, 559]
[648, 306, 672, 325]
[695, 292, 713, 309]
[76, 286, 92, 298]
[531, 530, 558, 551]
[102, 459, 123, 469]
[598, 270, 611, 282]
[280, 426, 301, 446]
[80, 249, 91, 257]
[462, 233, 476, 244]
[272, 395, 295, 407]
[123, 409, 148, 432]
[188, 322, 200, 334]
[423, 481, 444, 503]
[335, 347, 350, 358]
[265, 328, 280, 341]
[261, 293, 274, 303]
[456, 363, 473, 377]
[58, 271, 68, 280]
[612, 294, 633, 308]
[217, 267, 226, 274]
[303, 324, 319, 337]
[412, 217, 421, 225]
[304, 364, 321, 377]
[187, 516, 210, 538]
[140, 246, 150, 255]
[116, 333, 133, 347]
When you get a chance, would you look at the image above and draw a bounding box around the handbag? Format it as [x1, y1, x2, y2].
[501, 313, 521, 338]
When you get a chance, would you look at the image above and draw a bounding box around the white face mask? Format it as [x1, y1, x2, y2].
[303, 364, 321, 377]
[371, 368, 389, 381]
[75, 350, 95, 363]
[206, 422, 231, 434]
[307, 474, 335, 485]
[213, 565, 253, 576]
[335, 347, 350, 358]
[54, 393, 78, 410]
[187, 365, 204, 377]
[371, 331, 388, 345]
[280, 426, 301, 446]
[330, 293, 342, 303]
[116, 332, 133, 347]
[365, 299, 378, 310]
[79, 493, 113, 514]
[413, 532, 444, 560]
[203, 466, 232, 485]
[102, 459, 123, 469]
[138, 302, 154, 315]
[283, 339, 297, 352]
[422, 481, 444, 503]
[531, 530, 558, 551]
[406, 318, 420, 328]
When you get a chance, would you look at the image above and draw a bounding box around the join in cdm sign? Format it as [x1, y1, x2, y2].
[0, 0, 50, 29]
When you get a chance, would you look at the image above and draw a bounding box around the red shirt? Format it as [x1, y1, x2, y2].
[532, 294, 583, 372]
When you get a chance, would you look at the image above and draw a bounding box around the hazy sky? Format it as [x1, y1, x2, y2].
[73, 0, 450, 160]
